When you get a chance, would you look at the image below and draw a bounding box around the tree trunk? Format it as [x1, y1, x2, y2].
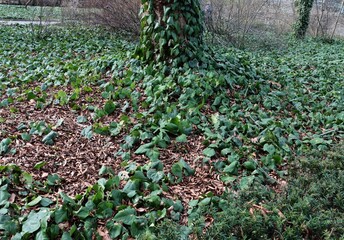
[136, 0, 204, 67]
[294, 0, 314, 39]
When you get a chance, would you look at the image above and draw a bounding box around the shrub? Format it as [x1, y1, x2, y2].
[82, 0, 140, 34]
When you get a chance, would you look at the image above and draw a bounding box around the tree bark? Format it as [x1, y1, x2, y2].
[136, 0, 204, 67]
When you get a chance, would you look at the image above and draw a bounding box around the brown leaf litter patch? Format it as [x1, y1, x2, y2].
[0, 101, 124, 196]
[159, 136, 225, 203]
[0, 99, 226, 204]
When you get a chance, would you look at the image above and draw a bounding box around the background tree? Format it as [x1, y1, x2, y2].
[136, 0, 204, 67]
[294, 0, 314, 39]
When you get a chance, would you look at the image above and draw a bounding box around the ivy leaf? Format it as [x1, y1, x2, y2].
[309, 137, 325, 145]
[104, 100, 116, 114]
[239, 176, 255, 190]
[176, 134, 187, 143]
[59, 192, 76, 206]
[203, 148, 216, 157]
[40, 198, 53, 207]
[108, 223, 122, 239]
[243, 161, 257, 171]
[263, 144, 276, 154]
[81, 126, 93, 139]
[198, 197, 211, 206]
[34, 161, 47, 170]
[35, 230, 49, 240]
[221, 148, 232, 156]
[147, 169, 165, 183]
[22, 209, 50, 234]
[0, 190, 10, 206]
[135, 142, 154, 154]
[42, 131, 58, 145]
[47, 174, 60, 186]
[75, 206, 92, 219]
[171, 163, 183, 179]
[113, 207, 136, 225]
[179, 159, 195, 176]
[146, 148, 160, 161]
[61, 232, 73, 240]
[21, 133, 31, 142]
[223, 161, 239, 175]
[77, 116, 87, 123]
[54, 207, 68, 224]
[27, 196, 42, 207]
[0, 138, 11, 155]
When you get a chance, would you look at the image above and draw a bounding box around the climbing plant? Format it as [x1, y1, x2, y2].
[293, 0, 314, 39]
[135, 0, 204, 67]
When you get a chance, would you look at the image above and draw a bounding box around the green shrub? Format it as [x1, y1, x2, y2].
[150, 143, 344, 239]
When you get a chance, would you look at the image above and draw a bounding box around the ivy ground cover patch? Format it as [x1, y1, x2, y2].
[0, 25, 343, 239]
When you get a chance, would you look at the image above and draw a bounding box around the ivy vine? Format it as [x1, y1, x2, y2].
[135, 0, 205, 67]
[293, 0, 314, 39]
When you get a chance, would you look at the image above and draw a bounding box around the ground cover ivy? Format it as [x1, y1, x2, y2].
[1, 24, 343, 238]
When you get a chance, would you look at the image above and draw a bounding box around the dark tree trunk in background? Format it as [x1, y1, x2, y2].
[294, 0, 314, 39]
[136, 0, 204, 67]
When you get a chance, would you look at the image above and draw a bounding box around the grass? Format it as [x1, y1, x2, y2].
[0, 4, 62, 21]
[0, 22, 343, 239]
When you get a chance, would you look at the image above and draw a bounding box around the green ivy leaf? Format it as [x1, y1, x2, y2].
[239, 176, 255, 190]
[104, 100, 116, 114]
[40, 198, 53, 207]
[113, 207, 137, 225]
[54, 207, 68, 224]
[47, 174, 60, 186]
[59, 192, 76, 206]
[171, 162, 183, 179]
[27, 196, 42, 207]
[223, 161, 239, 175]
[176, 134, 187, 143]
[35, 230, 49, 240]
[22, 209, 50, 234]
[108, 223, 122, 239]
[34, 161, 47, 170]
[75, 206, 92, 219]
[81, 126, 93, 139]
[21, 133, 31, 142]
[243, 161, 257, 171]
[77, 116, 87, 123]
[198, 197, 211, 206]
[0, 190, 10, 206]
[61, 232, 73, 240]
[203, 148, 216, 157]
[0, 138, 11, 155]
[147, 169, 165, 183]
[263, 144, 276, 154]
[42, 131, 58, 145]
[135, 142, 154, 154]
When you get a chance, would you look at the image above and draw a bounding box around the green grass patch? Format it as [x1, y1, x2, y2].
[0, 4, 62, 21]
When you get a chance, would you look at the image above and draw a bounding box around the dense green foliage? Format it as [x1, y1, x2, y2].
[293, 0, 314, 39]
[146, 143, 344, 239]
[136, 0, 204, 66]
[0, 24, 343, 239]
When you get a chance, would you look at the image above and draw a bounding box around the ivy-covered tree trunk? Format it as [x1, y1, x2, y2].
[294, 0, 314, 39]
[136, 0, 204, 67]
